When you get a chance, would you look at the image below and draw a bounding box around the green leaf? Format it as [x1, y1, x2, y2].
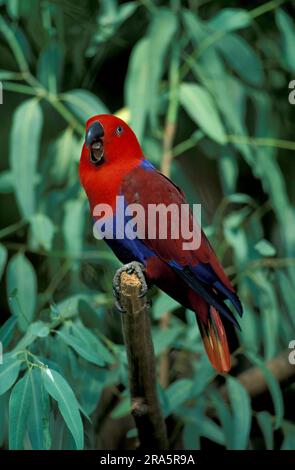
[50, 128, 81, 184]
[0, 355, 22, 395]
[6, 253, 37, 331]
[216, 33, 264, 86]
[218, 147, 238, 195]
[0, 392, 8, 446]
[209, 390, 233, 448]
[209, 8, 251, 32]
[56, 330, 105, 367]
[180, 83, 226, 144]
[30, 213, 55, 251]
[42, 368, 84, 449]
[29, 320, 50, 338]
[192, 415, 225, 445]
[63, 199, 85, 255]
[254, 239, 276, 257]
[9, 98, 43, 219]
[250, 270, 279, 358]
[61, 89, 108, 124]
[27, 368, 51, 450]
[183, 421, 200, 450]
[78, 365, 107, 415]
[71, 323, 114, 364]
[226, 376, 251, 449]
[147, 8, 178, 127]
[276, 9, 295, 73]
[9, 371, 32, 449]
[125, 37, 150, 142]
[166, 379, 193, 414]
[182, 10, 208, 43]
[0, 170, 13, 193]
[153, 323, 183, 355]
[281, 421, 295, 450]
[0, 243, 7, 280]
[256, 411, 274, 450]
[0, 316, 17, 348]
[0, 16, 29, 72]
[246, 351, 284, 429]
[37, 40, 63, 94]
[12, 321, 49, 353]
[6, 0, 19, 19]
[152, 292, 180, 319]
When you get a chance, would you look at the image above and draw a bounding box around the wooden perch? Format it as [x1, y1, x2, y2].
[115, 263, 168, 450]
[220, 349, 295, 400]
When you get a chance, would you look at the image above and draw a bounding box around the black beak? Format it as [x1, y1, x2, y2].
[85, 121, 104, 148]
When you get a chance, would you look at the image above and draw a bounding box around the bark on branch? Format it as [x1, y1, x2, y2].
[220, 349, 294, 400]
[116, 265, 168, 450]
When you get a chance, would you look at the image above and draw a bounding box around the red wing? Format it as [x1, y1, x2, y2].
[121, 165, 234, 292]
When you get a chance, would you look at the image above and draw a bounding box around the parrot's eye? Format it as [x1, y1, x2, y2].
[116, 125, 123, 136]
[90, 140, 104, 166]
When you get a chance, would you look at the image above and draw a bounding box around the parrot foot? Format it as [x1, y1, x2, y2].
[112, 262, 149, 312]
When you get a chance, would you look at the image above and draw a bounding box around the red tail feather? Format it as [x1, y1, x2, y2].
[198, 306, 231, 373]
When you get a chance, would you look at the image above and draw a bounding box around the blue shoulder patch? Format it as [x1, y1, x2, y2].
[139, 159, 156, 171]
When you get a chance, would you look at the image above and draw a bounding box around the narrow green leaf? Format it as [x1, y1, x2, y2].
[216, 33, 264, 86]
[246, 351, 284, 429]
[152, 292, 180, 319]
[63, 199, 85, 255]
[0, 170, 13, 193]
[254, 239, 276, 257]
[42, 368, 84, 449]
[209, 390, 233, 448]
[250, 271, 279, 358]
[71, 323, 114, 364]
[153, 323, 183, 355]
[0, 392, 8, 446]
[29, 321, 50, 338]
[27, 368, 51, 450]
[182, 10, 208, 43]
[166, 379, 193, 414]
[9, 371, 32, 449]
[183, 422, 200, 450]
[226, 376, 251, 449]
[276, 9, 295, 73]
[30, 213, 55, 251]
[180, 83, 226, 144]
[61, 89, 108, 124]
[0, 356, 22, 395]
[281, 421, 295, 450]
[37, 41, 63, 94]
[125, 37, 150, 142]
[6, 253, 37, 331]
[9, 99, 43, 219]
[218, 147, 238, 195]
[209, 8, 251, 32]
[56, 330, 105, 367]
[256, 411, 274, 450]
[0, 244, 7, 280]
[0, 316, 17, 348]
[147, 8, 178, 126]
[192, 415, 225, 445]
[50, 128, 80, 183]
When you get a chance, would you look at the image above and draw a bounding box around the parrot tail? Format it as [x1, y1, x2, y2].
[197, 306, 231, 373]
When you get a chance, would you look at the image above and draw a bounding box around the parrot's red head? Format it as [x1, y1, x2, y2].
[79, 114, 143, 209]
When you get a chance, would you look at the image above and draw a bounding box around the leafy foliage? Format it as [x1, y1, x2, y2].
[0, 0, 294, 450]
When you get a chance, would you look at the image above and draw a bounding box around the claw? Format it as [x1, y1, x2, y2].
[112, 261, 149, 312]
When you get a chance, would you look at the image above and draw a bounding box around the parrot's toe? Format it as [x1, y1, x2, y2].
[112, 261, 148, 311]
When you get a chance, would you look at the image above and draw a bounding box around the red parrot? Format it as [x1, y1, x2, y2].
[79, 114, 243, 373]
